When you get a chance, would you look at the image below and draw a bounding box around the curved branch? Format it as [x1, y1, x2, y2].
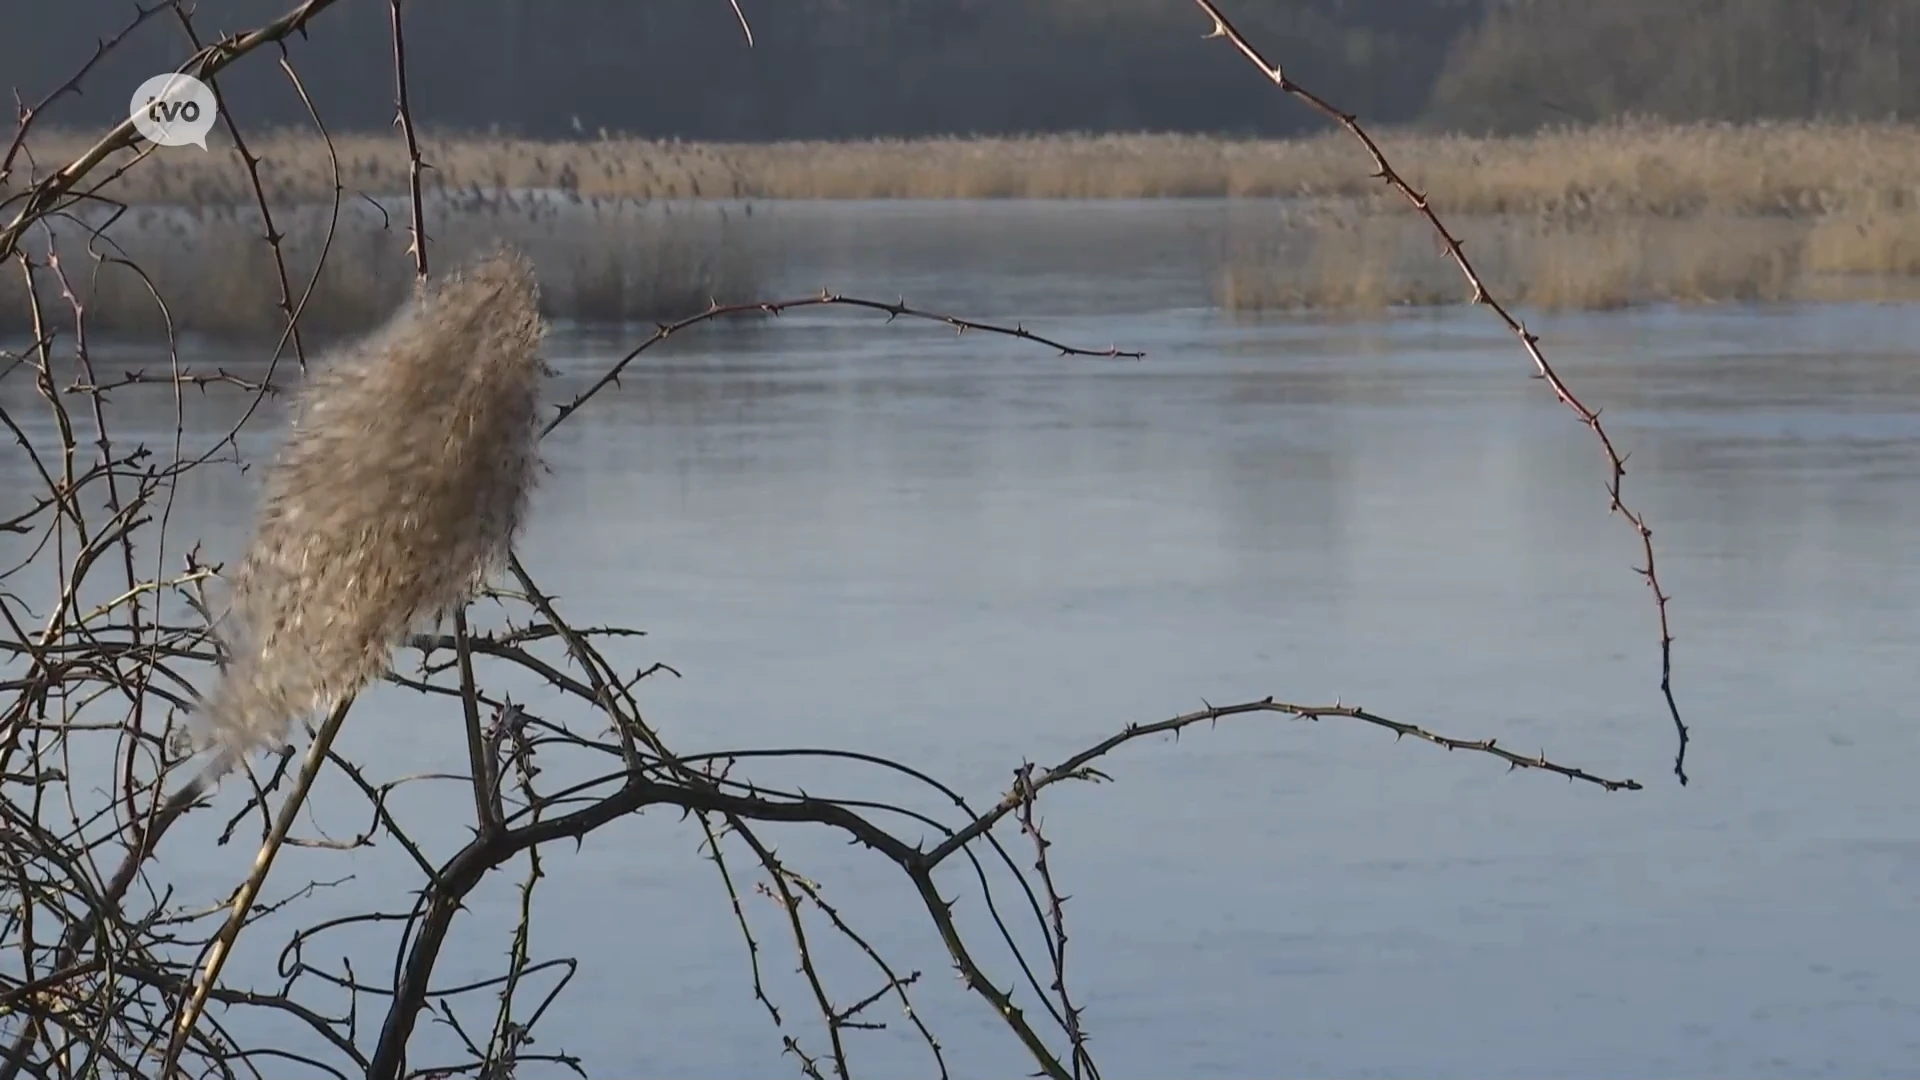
[1185, 0, 1690, 785]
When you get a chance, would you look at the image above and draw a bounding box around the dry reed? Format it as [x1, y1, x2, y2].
[15, 120, 1920, 318]
[1802, 210, 1920, 277]
[1215, 205, 1920, 313]
[190, 249, 547, 767]
[10, 120, 1920, 214]
[0, 197, 761, 339]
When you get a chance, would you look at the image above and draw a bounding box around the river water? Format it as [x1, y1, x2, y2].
[3, 201, 1918, 1077]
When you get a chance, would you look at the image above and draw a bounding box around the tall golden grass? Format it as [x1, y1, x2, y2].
[11, 120, 1920, 319]
[1216, 203, 1920, 314]
[0, 197, 761, 339]
[11, 120, 1920, 212]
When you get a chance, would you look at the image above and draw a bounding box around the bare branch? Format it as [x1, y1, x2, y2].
[1185, 0, 1690, 785]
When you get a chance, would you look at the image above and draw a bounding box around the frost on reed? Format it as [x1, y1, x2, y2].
[190, 250, 548, 773]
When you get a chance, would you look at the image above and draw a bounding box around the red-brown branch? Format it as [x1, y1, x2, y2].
[1187, 0, 1689, 785]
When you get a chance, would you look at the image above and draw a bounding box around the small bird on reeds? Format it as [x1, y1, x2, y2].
[187, 248, 549, 781]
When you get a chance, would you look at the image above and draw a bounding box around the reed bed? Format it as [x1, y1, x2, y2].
[12, 121, 1920, 321]
[0, 196, 762, 339]
[1215, 203, 1920, 314]
[11, 120, 1920, 215]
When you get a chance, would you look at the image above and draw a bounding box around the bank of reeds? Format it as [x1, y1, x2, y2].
[0, 196, 762, 339]
[12, 120, 1920, 320]
[1215, 202, 1920, 314]
[10, 120, 1920, 214]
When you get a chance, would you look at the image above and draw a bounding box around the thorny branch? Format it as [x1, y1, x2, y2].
[1185, 0, 1691, 786]
[543, 292, 1143, 438]
[0, 1, 1669, 1079]
[0, 0, 347, 261]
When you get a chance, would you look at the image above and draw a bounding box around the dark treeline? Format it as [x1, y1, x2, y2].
[0, 0, 1478, 139]
[1430, 0, 1920, 131]
[3, 0, 1919, 142]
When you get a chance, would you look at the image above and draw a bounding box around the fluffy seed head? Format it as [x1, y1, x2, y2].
[194, 249, 548, 763]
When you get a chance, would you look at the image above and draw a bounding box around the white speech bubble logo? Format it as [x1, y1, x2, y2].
[129, 72, 217, 150]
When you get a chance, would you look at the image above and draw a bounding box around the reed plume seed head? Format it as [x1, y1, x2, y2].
[192, 248, 549, 767]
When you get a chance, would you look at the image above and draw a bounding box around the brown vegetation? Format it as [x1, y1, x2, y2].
[13, 120, 1920, 323]
[7, 121, 1920, 212]
[0, 197, 761, 339]
[1216, 204, 1920, 314]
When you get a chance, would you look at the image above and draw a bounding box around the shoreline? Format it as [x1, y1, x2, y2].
[6, 121, 1919, 334]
